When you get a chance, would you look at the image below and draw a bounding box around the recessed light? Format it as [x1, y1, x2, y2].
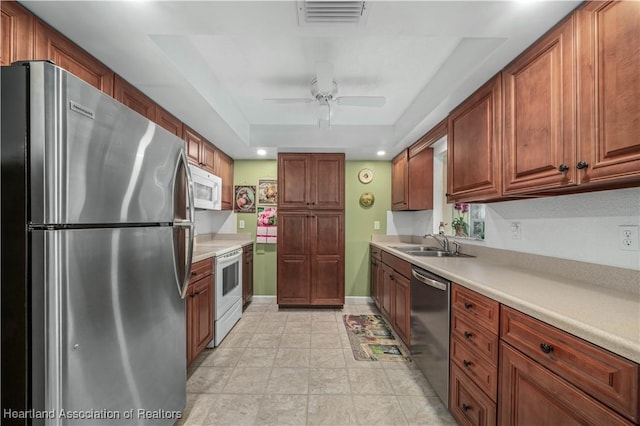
[376, 151, 386, 156]
[257, 149, 267, 156]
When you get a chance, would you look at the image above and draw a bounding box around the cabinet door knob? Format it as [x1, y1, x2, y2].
[576, 161, 589, 170]
[464, 331, 473, 339]
[464, 302, 473, 309]
[540, 343, 554, 354]
[463, 359, 472, 367]
[462, 403, 471, 412]
[558, 164, 569, 172]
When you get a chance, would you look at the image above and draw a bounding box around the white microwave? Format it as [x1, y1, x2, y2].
[188, 165, 222, 210]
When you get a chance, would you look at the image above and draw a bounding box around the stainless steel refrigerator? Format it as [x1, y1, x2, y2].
[1, 61, 195, 425]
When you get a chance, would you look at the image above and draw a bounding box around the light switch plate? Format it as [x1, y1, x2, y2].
[374, 221, 380, 230]
[239, 220, 245, 229]
[511, 222, 521, 240]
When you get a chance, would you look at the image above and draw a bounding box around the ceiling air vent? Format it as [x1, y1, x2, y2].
[297, 1, 370, 26]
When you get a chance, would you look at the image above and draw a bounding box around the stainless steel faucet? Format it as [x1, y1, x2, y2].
[424, 233, 450, 252]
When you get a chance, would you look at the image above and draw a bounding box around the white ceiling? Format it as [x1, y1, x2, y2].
[21, 0, 581, 160]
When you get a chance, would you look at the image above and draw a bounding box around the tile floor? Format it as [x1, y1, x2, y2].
[176, 300, 456, 426]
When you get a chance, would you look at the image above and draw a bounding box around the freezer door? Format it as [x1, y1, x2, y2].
[37, 227, 185, 425]
[27, 62, 184, 225]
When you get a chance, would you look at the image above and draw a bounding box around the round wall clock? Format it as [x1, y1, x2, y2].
[358, 168, 374, 184]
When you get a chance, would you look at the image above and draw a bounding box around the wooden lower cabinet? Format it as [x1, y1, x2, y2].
[378, 252, 411, 347]
[450, 284, 499, 425]
[370, 246, 382, 309]
[186, 259, 214, 367]
[499, 342, 633, 426]
[242, 244, 253, 310]
[277, 211, 344, 306]
[450, 363, 497, 426]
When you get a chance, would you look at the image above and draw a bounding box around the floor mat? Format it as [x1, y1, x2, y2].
[342, 314, 412, 362]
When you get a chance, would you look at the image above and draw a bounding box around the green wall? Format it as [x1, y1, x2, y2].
[234, 159, 391, 297]
[233, 161, 278, 296]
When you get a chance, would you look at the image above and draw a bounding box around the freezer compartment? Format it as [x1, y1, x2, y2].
[35, 227, 185, 425]
[18, 61, 186, 225]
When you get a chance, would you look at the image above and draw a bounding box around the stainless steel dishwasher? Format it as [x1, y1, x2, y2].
[410, 266, 450, 407]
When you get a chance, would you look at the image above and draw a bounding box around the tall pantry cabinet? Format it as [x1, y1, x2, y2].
[277, 153, 345, 307]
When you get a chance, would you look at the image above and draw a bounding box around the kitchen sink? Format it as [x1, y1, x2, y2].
[390, 246, 475, 258]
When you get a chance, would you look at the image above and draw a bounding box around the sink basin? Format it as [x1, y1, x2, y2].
[390, 246, 474, 258]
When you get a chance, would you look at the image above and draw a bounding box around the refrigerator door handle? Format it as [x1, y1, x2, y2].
[174, 150, 195, 299]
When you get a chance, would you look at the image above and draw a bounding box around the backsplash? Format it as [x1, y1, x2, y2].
[194, 210, 236, 235]
[387, 187, 640, 271]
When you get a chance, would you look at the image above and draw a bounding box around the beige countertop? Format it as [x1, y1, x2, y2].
[192, 233, 253, 263]
[371, 240, 640, 364]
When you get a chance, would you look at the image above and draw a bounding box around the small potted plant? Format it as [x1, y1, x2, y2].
[451, 203, 469, 237]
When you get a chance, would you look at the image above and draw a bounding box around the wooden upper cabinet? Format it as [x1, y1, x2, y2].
[155, 107, 183, 137]
[311, 154, 344, 210]
[1, 1, 34, 66]
[278, 153, 344, 210]
[183, 125, 216, 174]
[113, 75, 155, 120]
[214, 150, 234, 211]
[407, 119, 444, 211]
[576, 0, 640, 186]
[447, 74, 503, 203]
[183, 125, 205, 166]
[34, 20, 113, 96]
[391, 149, 409, 210]
[503, 14, 576, 194]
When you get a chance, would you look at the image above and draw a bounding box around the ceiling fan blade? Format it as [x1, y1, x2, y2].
[336, 96, 386, 107]
[264, 98, 315, 104]
[315, 62, 335, 93]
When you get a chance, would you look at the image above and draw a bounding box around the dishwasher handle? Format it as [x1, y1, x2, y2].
[412, 269, 448, 291]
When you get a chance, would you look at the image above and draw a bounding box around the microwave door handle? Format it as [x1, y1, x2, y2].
[173, 150, 195, 299]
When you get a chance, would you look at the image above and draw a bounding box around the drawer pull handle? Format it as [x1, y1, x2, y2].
[464, 302, 473, 309]
[540, 343, 554, 354]
[463, 359, 472, 367]
[191, 271, 197, 276]
[464, 331, 473, 339]
[462, 403, 471, 412]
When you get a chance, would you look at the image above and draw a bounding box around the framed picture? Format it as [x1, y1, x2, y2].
[258, 179, 277, 205]
[234, 185, 256, 213]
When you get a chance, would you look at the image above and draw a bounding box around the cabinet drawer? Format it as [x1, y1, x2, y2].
[450, 363, 497, 426]
[381, 251, 411, 279]
[501, 306, 639, 423]
[190, 258, 213, 283]
[371, 245, 382, 261]
[452, 284, 500, 333]
[451, 336, 498, 401]
[452, 309, 499, 366]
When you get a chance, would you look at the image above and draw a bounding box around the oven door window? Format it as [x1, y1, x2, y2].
[222, 261, 239, 295]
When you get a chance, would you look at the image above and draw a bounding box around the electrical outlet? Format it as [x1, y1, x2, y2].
[511, 222, 521, 240]
[239, 220, 245, 229]
[619, 225, 639, 251]
[374, 221, 380, 230]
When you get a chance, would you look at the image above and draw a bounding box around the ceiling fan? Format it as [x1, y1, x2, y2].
[265, 62, 386, 128]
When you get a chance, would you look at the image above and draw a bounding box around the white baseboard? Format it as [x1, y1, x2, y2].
[251, 295, 372, 305]
[251, 295, 277, 303]
[345, 296, 373, 304]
